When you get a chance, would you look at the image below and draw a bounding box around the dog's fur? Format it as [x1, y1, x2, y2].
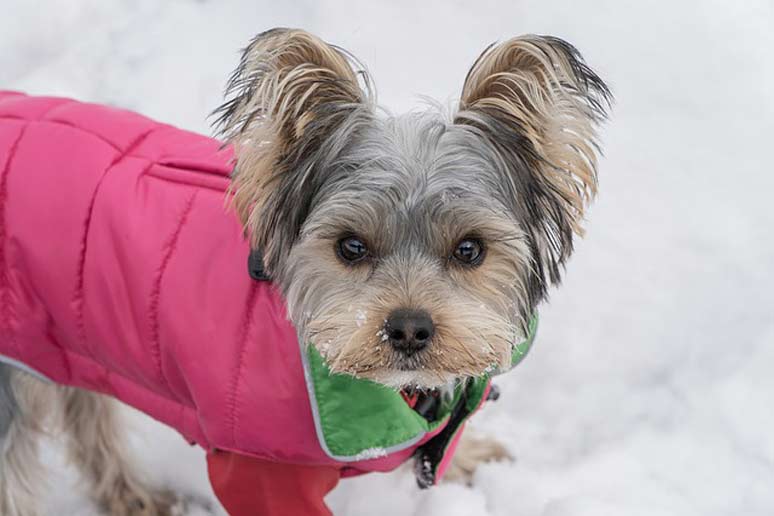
[0, 29, 609, 515]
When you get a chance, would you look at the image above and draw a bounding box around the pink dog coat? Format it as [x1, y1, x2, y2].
[0, 92, 536, 482]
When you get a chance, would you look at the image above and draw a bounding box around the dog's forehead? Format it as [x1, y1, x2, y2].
[308, 112, 517, 246]
[342, 113, 504, 202]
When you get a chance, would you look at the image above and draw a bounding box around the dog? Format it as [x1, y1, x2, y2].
[0, 28, 610, 515]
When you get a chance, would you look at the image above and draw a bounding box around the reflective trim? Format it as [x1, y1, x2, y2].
[0, 355, 53, 383]
[512, 314, 539, 368]
[299, 313, 539, 462]
[298, 338, 428, 462]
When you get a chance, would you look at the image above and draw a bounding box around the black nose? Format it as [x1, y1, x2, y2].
[385, 309, 434, 355]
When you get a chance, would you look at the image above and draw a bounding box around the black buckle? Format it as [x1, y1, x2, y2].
[413, 382, 472, 489]
[412, 381, 502, 489]
[248, 249, 271, 281]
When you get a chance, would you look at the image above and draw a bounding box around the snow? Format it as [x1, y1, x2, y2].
[355, 309, 368, 328]
[4, 0, 773, 515]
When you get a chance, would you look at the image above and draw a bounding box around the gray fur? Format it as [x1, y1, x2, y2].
[0, 363, 17, 441]
[215, 29, 610, 387]
[277, 110, 538, 385]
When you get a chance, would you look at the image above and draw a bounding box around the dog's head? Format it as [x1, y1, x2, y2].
[214, 29, 611, 388]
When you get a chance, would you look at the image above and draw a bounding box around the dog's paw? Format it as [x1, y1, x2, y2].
[100, 486, 184, 516]
[173, 492, 216, 516]
[443, 433, 513, 485]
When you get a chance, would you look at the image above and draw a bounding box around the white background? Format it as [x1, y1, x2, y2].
[3, 1, 773, 515]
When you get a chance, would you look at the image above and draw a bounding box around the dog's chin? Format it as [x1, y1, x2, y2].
[352, 364, 460, 390]
[317, 345, 502, 390]
[379, 370, 457, 390]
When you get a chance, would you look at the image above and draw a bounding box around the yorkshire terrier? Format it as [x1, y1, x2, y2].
[0, 28, 610, 515]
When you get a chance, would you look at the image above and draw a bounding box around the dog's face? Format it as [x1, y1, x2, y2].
[215, 29, 610, 388]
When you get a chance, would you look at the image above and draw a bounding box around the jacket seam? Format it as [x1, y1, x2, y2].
[0, 100, 78, 358]
[72, 127, 159, 352]
[0, 114, 121, 152]
[0, 123, 29, 357]
[148, 190, 198, 394]
[45, 313, 73, 382]
[226, 281, 259, 449]
[144, 167, 230, 193]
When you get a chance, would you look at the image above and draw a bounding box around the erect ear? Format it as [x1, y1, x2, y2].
[456, 35, 611, 299]
[213, 28, 371, 273]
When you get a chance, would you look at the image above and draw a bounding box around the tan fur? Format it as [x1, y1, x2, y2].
[300, 233, 526, 387]
[292, 209, 532, 387]
[61, 389, 182, 516]
[0, 373, 179, 516]
[460, 35, 604, 237]
[212, 31, 612, 388]
[0, 373, 50, 516]
[220, 29, 369, 267]
[444, 432, 513, 485]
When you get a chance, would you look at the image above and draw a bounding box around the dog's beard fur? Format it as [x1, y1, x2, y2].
[214, 28, 611, 388]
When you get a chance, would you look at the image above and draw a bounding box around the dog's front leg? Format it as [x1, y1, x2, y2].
[0, 366, 51, 516]
[444, 431, 513, 485]
[61, 388, 183, 516]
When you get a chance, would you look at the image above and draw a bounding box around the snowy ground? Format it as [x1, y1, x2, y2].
[3, 1, 773, 515]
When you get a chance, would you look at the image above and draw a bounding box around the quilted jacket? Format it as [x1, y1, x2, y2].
[0, 92, 530, 481]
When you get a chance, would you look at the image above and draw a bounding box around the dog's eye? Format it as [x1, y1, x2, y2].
[452, 238, 484, 266]
[337, 236, 368, 263]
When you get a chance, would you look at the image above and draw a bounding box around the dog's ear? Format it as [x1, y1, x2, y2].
[456, 35, 611, 298]
[213, 28, 371, 272]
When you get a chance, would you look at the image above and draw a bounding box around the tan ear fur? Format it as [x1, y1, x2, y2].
[459, 35, 611, 238]
[213, 28, 371, 265]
